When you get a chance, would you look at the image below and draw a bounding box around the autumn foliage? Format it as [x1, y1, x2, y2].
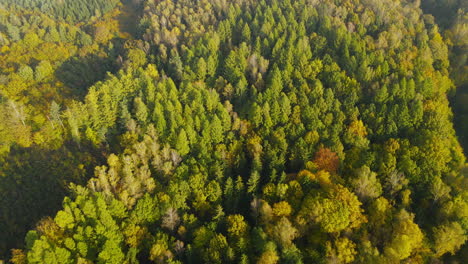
[313, 147, 340, 174]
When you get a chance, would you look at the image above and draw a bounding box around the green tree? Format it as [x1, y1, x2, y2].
[174, 128, 190, 156]
[134, 97, 148, 125]
[433, 221, 467, 257]
[18, 65, 34, 81]
[35, 61, 54, 82]
[351, 166, 382, 201]
[384, 210, 424, 261]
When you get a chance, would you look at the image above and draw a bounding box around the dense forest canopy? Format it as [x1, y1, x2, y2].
[0, 0, 467, 263]
[1, 0, 120, 22]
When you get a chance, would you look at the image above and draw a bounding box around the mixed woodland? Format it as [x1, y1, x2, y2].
[0, 0, 467, 263]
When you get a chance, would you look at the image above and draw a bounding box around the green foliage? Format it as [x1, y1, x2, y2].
[384, 210, 424, 261]
[2, 0, 120, 22]
[351, 166, 382, 201]
[0, 0, 467, 263]
[433, 221, 467, 257]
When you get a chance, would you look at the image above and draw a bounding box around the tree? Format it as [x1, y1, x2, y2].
[384, 170, 408, 198]
[149, 233, 172, 263]
[134, 97, 148, 125]
[430, 177, 451, 203]
[268, 217, 298, 247]
[195, 57, 207, 80]
[247, 171, 261, 194]
[257, 249, 279, 264]
[162, 208, 180, 232]
[18, 65, 34, 81]
[10, 249, 26, 264]
[317, 198, 352, 233]
[173, 129, 190, 156]
[272, 201, 292, 217]
[50, 101, 64, 129]
[433, 221, 467, 257]
[326, 237, 357, 264]
[313, 147, 340, 174]
[6, 24, 20, 41]
[24, 191, 127, 264]
[226, 214, 248, 238]
[127, 48, 147, 68]
[169, 49, 184, 80]
[35, 61, 53, 82]
[203, 233, 230, 264]
[301, 185, 366, 233]
[241, 23, 251, 43]
[384, 210, 424, 261]
[351, 166, 382, 201]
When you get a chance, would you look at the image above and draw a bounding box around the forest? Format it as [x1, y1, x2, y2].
[0, 0, 467, 263]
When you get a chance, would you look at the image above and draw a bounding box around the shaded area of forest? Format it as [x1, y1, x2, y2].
[0, 144, 104, 256]
[421, 0, 468, 155]
[117, 0, 143, 38]
[453, 84, 468, 155]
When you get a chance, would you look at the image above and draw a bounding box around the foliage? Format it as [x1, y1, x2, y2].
[1, 0, 467, 263]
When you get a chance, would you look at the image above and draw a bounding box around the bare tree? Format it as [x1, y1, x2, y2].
[162, 207, 180, 231]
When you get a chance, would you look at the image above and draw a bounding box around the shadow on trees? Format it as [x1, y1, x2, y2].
[55, 53, 118, 99]
[451, 84, 468, 157]
[118, 0, 144, 38]
[0, 143, 104, 260]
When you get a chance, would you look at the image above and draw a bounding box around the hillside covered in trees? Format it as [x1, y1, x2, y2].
[0, 0, 467, 263]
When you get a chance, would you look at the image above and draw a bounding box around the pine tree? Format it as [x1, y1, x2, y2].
[174, 128, 190, 156]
